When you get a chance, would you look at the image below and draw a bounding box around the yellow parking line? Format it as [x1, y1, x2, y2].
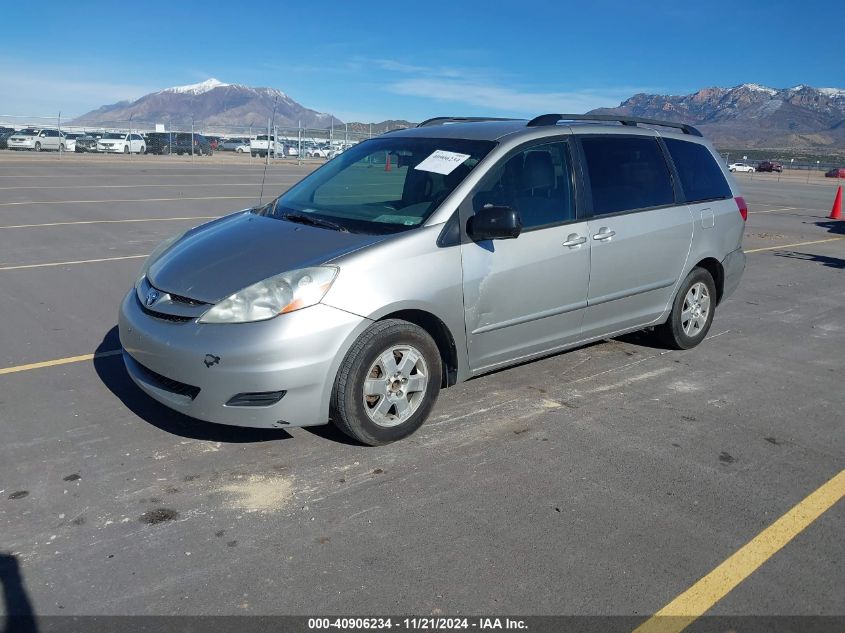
[0, 195, 255, 207]
[746, 237, 843, 253]
[633, 469, 845, 633]
[0, 216, 218, 229]
[0, 254, 147, 271]
[0, 350, 121, 376]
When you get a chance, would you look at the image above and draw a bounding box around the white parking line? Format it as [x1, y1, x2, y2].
[747, 206, 796, 214]
[0, 254, 147, 271]
[0, 216, 219, 229]
[0, 195, 255, 207]
[0, 182, 295, 190]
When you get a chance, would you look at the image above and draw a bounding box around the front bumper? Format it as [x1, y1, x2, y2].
[721, 247, 745, 302]
[118, 290, 369, 428]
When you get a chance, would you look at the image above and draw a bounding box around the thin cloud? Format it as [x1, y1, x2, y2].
[388, 78, 637, 115]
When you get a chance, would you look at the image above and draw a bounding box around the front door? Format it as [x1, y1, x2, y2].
[462, 140, 591, 372]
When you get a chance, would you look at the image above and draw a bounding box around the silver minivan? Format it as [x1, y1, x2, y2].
[119, 114, 746, 445]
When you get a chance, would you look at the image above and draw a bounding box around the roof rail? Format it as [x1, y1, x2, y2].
[417, 116, 521, 128]
[525, 113, 702, 137]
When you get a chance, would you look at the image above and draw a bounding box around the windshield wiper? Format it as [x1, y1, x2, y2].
[280, 212, 349, 232]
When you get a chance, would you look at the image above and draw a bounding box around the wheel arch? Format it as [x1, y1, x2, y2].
[693, 257, 725, 304]
[374, 309, 460, 388]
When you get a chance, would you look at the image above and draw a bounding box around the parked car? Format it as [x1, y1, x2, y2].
[145, 132, 174, 155]
[7, 128, 65, 151]
[219, 137, 252, 152]
[97, 132, 146, 154]
[61, 132, 84, 152]
[824, 167, 845, 178]
[756, 160, 783, 173]
[119, 114, 746, 445]
[75, 131, 106, 152]
[305, 144, 330, 158]
[728, 162, 755, 173]
[172, 133, 213, 156]
[0, 128, 16, 149]
[250, 134, 284, 158]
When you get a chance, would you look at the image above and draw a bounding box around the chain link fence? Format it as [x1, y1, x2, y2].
[0, 112, 407, 161]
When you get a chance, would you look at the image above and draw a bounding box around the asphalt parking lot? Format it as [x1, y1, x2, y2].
[0, 152, 843, 623]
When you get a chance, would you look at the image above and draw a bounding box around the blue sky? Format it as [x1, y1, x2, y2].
[1, 0, 842, 122]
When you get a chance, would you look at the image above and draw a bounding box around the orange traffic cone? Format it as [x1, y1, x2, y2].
[830, 186, 842, 220]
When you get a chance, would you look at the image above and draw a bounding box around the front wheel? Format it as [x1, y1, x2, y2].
[656, 268, 716, 350]
[331, 319, 442, 446]
[124, 145, 129, 154]
[59, 143, 65, 152]
[34, 142, 41, 151]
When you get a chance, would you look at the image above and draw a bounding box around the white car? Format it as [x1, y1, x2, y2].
[305, 145, 330, 158]
[62, 133, 84, 152]
[7, 128, 65, 151]
[728, 162, 755, 173]
[97, 132, 146, 154]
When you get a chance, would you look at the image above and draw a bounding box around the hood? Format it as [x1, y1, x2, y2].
[147, 212, 386, 303]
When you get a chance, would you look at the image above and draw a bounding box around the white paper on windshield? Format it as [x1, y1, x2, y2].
[414, 150, 471, 175]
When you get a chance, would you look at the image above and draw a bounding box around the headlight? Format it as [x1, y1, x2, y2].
[135, 232, 185, 288]
[199, 266, 338, 324]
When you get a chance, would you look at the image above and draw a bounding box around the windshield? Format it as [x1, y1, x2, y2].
[103, 133, 125, 140]
[258, 136, 495, 234]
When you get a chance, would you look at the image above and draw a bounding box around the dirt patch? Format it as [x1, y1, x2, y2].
[139, 508, 179, 525]
[221, 475, 293, 512]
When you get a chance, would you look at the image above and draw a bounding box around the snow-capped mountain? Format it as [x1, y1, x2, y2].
[590, 83, 845, 148]
[72, 79, 340, 129]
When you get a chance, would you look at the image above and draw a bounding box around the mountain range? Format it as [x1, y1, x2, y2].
[72, 79, 342, 130]
[590, 83, 845, 149]
[73, 79, 845, 150]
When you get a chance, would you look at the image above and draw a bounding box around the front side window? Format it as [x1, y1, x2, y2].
[581, 136, 674, 215]
[472, 141, 576, 229]
[664, 138, 732, 203]
[263, 137, 495, 234]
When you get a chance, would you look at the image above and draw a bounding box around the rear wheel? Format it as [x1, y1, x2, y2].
[59, 143, 65, 152]
[656, 267, 716, 350]
[331, 319, 442, 446]
[123, 145, 129, 154]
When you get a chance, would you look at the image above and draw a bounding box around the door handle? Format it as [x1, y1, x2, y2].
[563, 234, 587, 247]
[593, 228, 616, 241]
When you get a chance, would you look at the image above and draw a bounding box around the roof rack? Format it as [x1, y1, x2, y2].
[417, 116, 521, 128]
[525, 113, 702, 137]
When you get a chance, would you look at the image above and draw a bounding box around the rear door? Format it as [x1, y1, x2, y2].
[461, 139, 591, 371]
[576, 134, 693, 339]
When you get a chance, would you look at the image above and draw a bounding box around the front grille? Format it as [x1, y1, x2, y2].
[139, 302, 193, 323]
[134, 361, 200, 400]
[168, 291, 207, 306]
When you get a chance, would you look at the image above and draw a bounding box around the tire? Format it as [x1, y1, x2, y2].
[236, 148, 243, 153]
[655, 267, 717, 350]
[140, 145, 146, 154]
[124, 145, 129, 154]
[59, 144, 65, 152]
[331, 319, 442, 446]
[34, 142, 41, 152]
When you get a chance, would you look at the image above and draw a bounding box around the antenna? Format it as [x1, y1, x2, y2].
[258, 95, 279, 207]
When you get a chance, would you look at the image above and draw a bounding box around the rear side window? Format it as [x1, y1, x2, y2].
[664, 138, 732, 203]
[580, 136, 674, 215]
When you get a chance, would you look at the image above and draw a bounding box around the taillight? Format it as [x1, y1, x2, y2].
[735, 196, 748, 222]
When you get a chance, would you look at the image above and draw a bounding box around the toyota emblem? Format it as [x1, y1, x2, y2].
[145, 289, 160, 307]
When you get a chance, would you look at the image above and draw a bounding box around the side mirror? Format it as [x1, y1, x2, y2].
[467, 206, 522, 241]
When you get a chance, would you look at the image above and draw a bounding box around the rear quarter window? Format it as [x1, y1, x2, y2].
[664, 138, 732, 203]
[580, 136, 674, 215]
